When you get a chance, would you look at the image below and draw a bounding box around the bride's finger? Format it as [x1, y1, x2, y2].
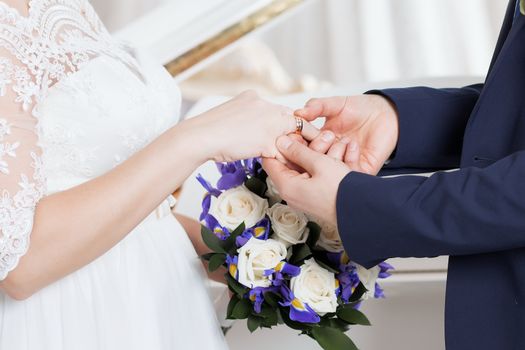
[344, 140, 360, 167]
[301, 120, 321, 141]
[284, 109, 319, 141]
[327, 137, 350, 160]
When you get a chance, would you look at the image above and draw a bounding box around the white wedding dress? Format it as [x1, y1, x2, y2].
[0, 1, 228, 349]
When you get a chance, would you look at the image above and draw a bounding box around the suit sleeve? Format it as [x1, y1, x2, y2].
[367, 84, 483, 172]
[336, 150, 525, 268]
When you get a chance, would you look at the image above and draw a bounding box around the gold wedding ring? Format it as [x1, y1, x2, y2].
[295, 117, 304, 135]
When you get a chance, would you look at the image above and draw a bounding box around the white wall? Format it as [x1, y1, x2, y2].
[259, 0, 507, 85]
[92, 0, 507, 86]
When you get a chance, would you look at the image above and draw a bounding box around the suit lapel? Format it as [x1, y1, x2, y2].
[488, 0, 516, 73]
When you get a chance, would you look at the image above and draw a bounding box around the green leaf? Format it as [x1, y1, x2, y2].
[349, 283, 368, 302]
[245, 177, 267, 197]
[201, 226, 227, 254]
[231, 223, 246, 239]
[201, 253, 215, 262]
[329, 318, 351, 332]
[337, 307, 371, 326]
[311, 327, 358, 350]
[224, 223, 245, 254]
[290, 244, 312, 265]
[225, 273, 248, 297]
[306, 221, 321, 248]
[263, 292, 281, 308]
[258, 305, 279, 327]
[226, 297, 239, 319]
[261, 313, 279, 328]
[208, 253, 226, 272]
[247, 314, 262, 333]
[521, 0, 525, 15]
[315, 258, 339, 274]
[231, 298, 252, 319]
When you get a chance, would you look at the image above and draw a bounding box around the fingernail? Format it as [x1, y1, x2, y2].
[340, 137, 351, 144]
[322, 131, 335, 142]
[349, 141, 358, 151]
[277, 136, 293, 150]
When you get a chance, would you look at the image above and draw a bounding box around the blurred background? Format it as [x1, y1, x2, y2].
[91, 0, 505, 98]
[89, 1, 507, 349]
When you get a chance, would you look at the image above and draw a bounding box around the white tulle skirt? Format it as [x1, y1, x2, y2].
[0, 204, 228, 350]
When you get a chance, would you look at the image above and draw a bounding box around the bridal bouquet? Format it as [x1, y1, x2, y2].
[197, 159, 392, 350]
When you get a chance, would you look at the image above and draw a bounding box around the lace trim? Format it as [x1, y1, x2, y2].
[0, 153, 44, 280]
[0, 0, 141, 111]
[0, 0, 137, 279]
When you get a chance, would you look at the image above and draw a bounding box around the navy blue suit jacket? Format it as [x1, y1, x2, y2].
[337, 2, 525, 349]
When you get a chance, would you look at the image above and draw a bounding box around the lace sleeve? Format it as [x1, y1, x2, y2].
[0, 46, 45, 280]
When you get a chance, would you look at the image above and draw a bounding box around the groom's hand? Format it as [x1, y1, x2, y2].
[295, 95, 399, 175]
[263, 135, 350, 224]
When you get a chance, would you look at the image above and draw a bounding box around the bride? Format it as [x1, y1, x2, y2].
[0, 1, 315, 349]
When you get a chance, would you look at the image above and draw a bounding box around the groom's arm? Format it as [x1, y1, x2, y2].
[367, 84, 483, 174]
[337, 150, 525, 268]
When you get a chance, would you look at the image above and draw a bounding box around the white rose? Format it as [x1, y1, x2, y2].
[291, 259, 338, 315]
[267, 203, 309, 248]
[265, 177, 282, 205]
[316, 221, 344, 253]
[237, 237, 288, 288]
[355, 264, 380, 300]
[210, 186, 268, 231]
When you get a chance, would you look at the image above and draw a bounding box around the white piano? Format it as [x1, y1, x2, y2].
[90, 1, 464, 348]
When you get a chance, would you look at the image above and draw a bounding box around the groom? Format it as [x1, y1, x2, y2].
[264, 1, 525, 349]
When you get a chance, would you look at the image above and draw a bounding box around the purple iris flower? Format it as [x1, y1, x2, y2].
[264, 261, 301, 279]
[371, 261, 394, 299]
[243, 158, 262, 176]
[200, 194, 212, 221]
[249, 288, 266, 313]
[326, 251, 350, 269]
[337, 264, 360, 303]
[378, 261, 394, 279]
[235, 231, 252, 247]
[279, 285, 320, 324]
[196, 174, 222, 221]
[248, 286, 278, 314]
[235, 218, 270, 247]
[196, 174, 222, 197]
[226, 255, 239, 280]
[267, 261, 301, 287]
[374, 283, 385, 299]
[216, 161, 247, 190]
[203, 214, 230, 240]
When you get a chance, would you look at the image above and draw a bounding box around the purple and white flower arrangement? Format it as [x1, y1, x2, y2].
[198, 159, 393, 350]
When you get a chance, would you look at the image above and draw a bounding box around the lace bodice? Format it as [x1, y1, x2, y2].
[0, 0, 181, 280]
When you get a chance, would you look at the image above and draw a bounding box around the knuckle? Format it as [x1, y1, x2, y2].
[306, 98, 320, 106]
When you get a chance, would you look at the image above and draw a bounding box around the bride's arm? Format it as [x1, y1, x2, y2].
[0, 92, 308, 300]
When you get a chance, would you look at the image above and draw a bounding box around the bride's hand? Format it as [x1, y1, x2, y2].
[186, 91, 319, 162]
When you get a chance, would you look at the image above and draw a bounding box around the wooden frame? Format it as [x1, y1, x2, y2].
[116, 0, 307, 82]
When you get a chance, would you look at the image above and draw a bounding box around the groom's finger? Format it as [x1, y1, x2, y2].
[327, 137, 350, 160]
[262, 158, 298, 189]
[295, 96, 348, 121]
[309, 130, 336, 154]
[276, 135, 323, 175]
